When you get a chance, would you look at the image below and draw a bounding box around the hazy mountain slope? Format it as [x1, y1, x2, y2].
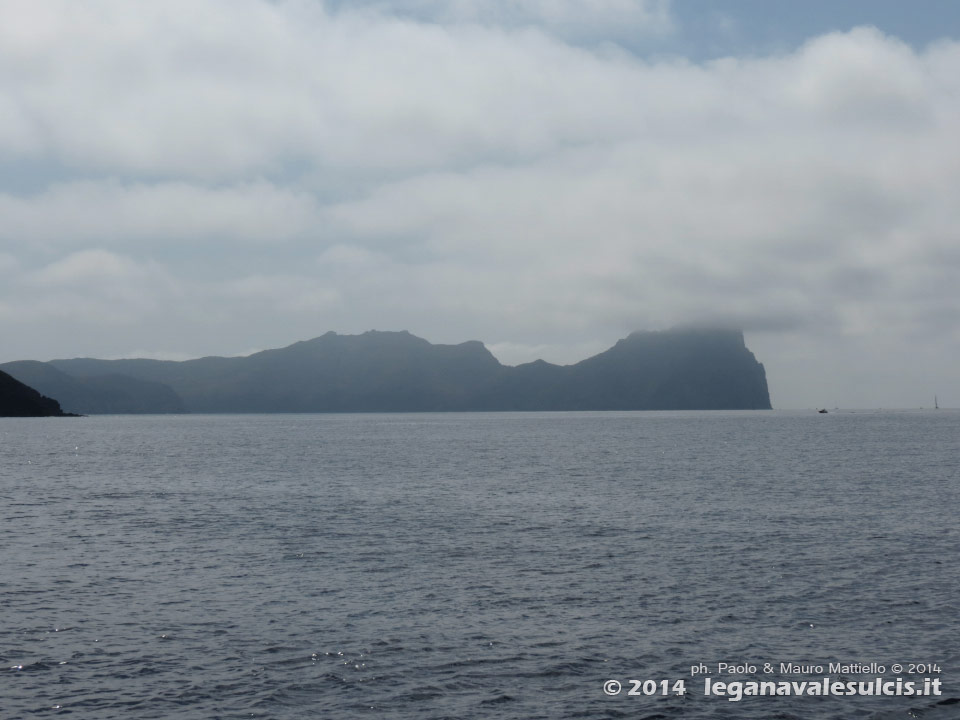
[1, 360, 185, 415]
[38, 328, 771, 412]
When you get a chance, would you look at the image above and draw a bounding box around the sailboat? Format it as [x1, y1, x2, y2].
[935, 395, 939, 410]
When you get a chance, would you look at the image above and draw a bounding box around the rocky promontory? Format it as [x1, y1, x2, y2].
[0, 370, 76, 417]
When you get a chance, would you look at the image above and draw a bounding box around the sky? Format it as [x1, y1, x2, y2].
[1, 0, 958, 409]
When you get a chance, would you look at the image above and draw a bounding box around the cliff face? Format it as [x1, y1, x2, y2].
[7, 328, 772, 413]
[475, 328, 771, 410]
[0, 370, 74, 417]
[575, 329, 770, 410]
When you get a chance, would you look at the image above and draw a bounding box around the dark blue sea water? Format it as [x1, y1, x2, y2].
[2, 410, 958, 719]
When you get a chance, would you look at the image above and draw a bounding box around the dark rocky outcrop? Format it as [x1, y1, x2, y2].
[9, 328, 771, 413]
[0, 370, 75, 417]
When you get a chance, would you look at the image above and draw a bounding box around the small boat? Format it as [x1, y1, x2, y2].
[818, 408, 828, 414]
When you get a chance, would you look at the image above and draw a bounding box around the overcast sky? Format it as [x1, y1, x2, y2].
[1, 0, 958, 408]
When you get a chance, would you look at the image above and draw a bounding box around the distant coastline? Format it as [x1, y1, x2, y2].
[2, 328, 771, 415]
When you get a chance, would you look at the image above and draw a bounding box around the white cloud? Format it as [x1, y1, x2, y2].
[0, 181, 322, 247]
[337, 0, 675, 39]
[786, 28, 932, 127]
[0, 2, 958, 407]
[29, 249, 145, 285]
[0, 0, 671, 178]
[0, 252, 20, 274]
[14, 250, 181, 326]
[211, 274, 341, 314]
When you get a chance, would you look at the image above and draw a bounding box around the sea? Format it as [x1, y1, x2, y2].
[2, 410, 958, 719]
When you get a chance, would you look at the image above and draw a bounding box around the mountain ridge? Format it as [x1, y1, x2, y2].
[1, 328, 771, 414]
